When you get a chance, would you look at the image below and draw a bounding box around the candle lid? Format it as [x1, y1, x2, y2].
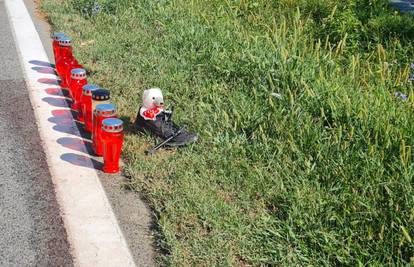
[52, 32, 66, 41]
[58, 36, 71, 46]
[71, 68, 87, 79]
[102, 118, 123, 133]
[82, 84, 100, 96]
[95, 103, 116, 117]
[92, 89, 110, 100]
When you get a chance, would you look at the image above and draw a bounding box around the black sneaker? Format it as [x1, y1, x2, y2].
[134, 109, 198, 146]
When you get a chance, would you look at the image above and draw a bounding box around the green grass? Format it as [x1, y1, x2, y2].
[41, 0, 414, 265]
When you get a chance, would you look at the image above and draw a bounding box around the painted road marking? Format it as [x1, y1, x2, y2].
[4, 0, 136, 266]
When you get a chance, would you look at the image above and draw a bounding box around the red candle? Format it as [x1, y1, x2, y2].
[81, 84, 100, 133]
[51, 32, 66, 64]
[92, 103, 117, 156]
[69, 68, 87, 116]
[91, 89, 111, 113]
[91, 88, 111, 132]
[65, 61, 82, 92]
[101, 118, 124, 173]
[55, 37, 76, 88]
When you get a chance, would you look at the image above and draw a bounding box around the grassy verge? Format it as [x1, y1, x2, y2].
[41, 0, 414, 265]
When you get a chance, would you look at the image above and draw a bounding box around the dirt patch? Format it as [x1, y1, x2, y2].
[33, 0, 49, 23]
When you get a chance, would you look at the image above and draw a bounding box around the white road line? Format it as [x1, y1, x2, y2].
[4, 1, 136, 266]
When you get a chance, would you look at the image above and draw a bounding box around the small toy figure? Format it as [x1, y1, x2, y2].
[135, 88, 198, 150]
[139, 88, 164, 120]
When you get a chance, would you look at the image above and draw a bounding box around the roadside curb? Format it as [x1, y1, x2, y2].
[5, 0, 136, 266]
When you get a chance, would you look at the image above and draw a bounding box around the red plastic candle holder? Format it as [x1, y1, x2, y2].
[101, 118, 124, 173]
[69, 68, 87, 116]
[56, 37, 77, 88]
[92, 104, 117, 156]
[65, 61, 82, 92]
[81, 84, 100, 133]
[55, 36, 71, 80]
[51, 32, 66, 64]
[91, 89, 111, 113]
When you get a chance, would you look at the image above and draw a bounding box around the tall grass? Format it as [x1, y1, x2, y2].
[41, 0, 414, 265]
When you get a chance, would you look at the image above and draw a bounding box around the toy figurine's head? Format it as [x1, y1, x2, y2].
[142, 88, 164, 109]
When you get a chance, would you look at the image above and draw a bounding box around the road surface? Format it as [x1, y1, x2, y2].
[390, 0, 414, 13]
[0, 0, 73, 265]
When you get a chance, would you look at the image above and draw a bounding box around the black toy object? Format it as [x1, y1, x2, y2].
[135, 109, 197, 150]
[146, 126, 186, 155]
[134, 88, 198, 153]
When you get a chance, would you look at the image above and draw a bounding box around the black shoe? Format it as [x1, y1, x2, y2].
[134, 109, 198, 146]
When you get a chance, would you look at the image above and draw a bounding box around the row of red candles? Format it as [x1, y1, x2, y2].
[52, 33, 123, 174]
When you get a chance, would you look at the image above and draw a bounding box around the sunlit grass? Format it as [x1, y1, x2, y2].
[41, 0, 414, 265]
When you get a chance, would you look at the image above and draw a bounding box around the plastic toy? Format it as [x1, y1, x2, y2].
[139, 88, 164, 120]
[135, 88, 198, 151]
[102, 118, 124, 173]
[146, 125, 186, 155]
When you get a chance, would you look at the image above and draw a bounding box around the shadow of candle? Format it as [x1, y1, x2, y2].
[28, 60, 55, 68]
[45, 87, 70, 97]
[38, 78, 60, 86]
[32, 66, 56, 75]
[57, 137, 94, 155]
[42, 97, 70, 108]
[60, 153, 103, 170]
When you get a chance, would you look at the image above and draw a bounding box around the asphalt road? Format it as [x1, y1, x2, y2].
[0, 1, 73, 266]
[390, 0, 414, 13]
